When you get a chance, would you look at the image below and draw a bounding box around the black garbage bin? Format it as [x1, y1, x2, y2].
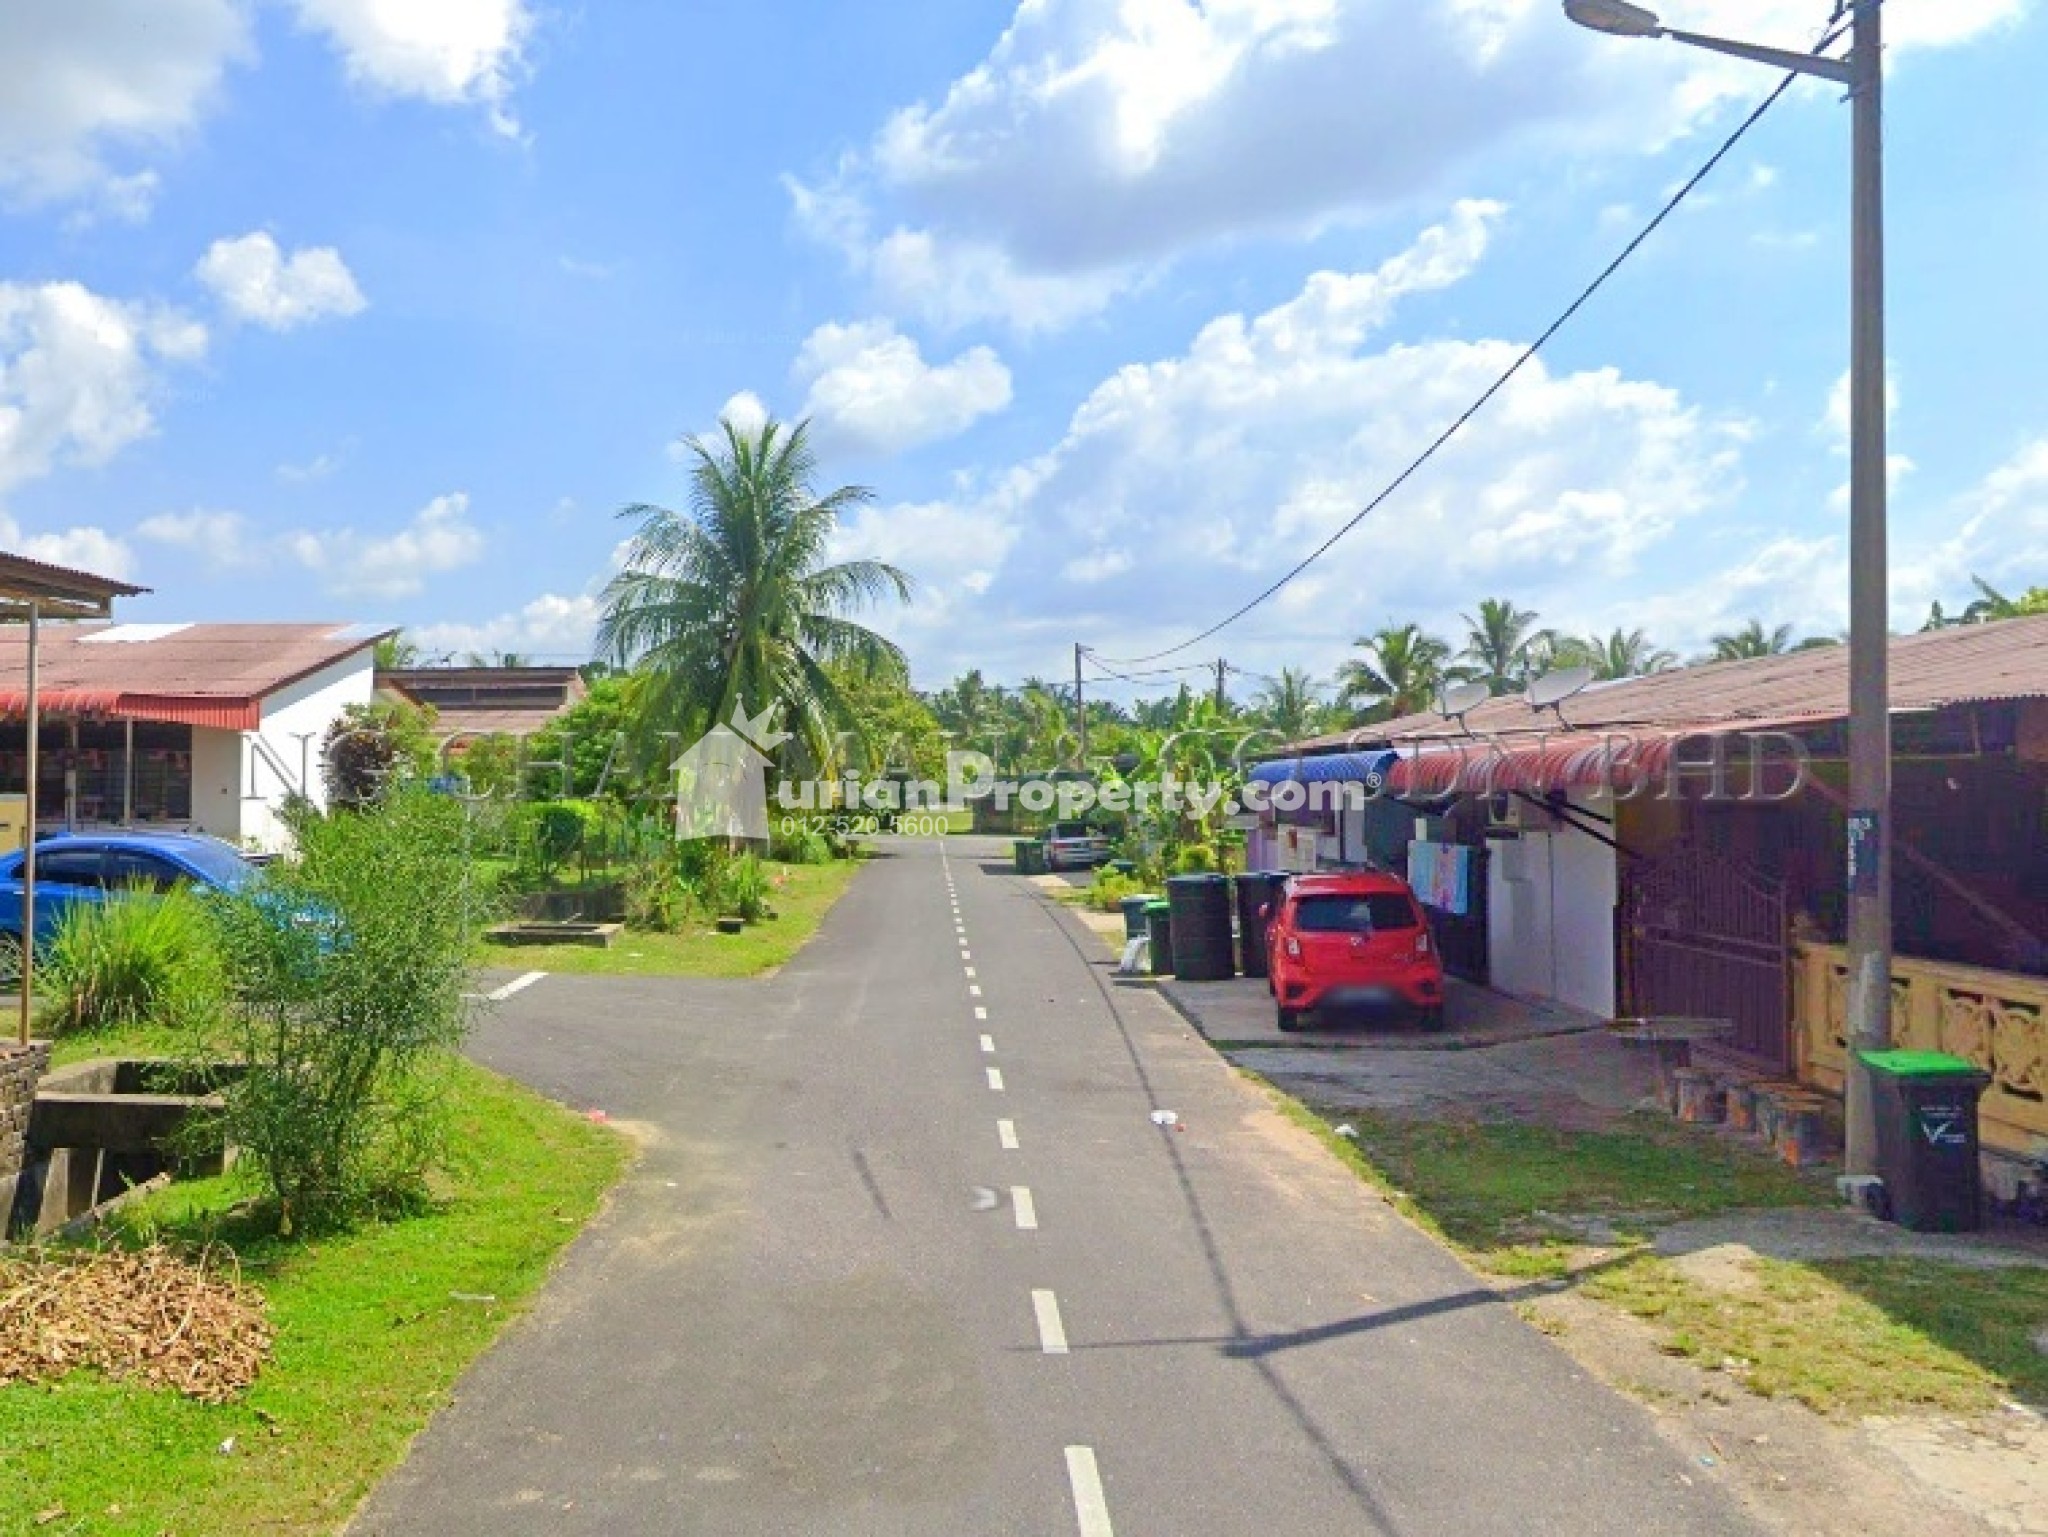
[1167, 874, 1235, 981]
[1860, 1049, 1991, 1233]
[1234, 872, 1282, 978]
[1144, 900, 1173, 976]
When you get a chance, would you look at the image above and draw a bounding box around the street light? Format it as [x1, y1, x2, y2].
[1565, 0, 1890, 1180]
[1563, 0, 1663, 38]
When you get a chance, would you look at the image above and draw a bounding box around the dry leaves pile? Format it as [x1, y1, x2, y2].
[0, 1245, 272, 1402]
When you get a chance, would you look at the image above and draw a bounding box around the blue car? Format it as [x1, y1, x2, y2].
[0, 831, 261, 948]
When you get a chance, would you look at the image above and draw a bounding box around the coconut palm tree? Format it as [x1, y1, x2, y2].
[1929, 576, 2048, 627]
[1577, 627, 1677, 680]
[1461, 598, 1540, 694]
[597, 416, 912, 769]
[1250, 667, 1327, 741]
[374, 634, 420, 670]
[1708, 619, 1795, 661]
[1337, 624, 1458, 720]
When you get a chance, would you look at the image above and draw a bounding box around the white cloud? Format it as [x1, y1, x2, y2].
[1062, 548, 1133, 583]
[277, 449, 345, 483]
[794, 320, 1012, 454]
[289, 492, 486, 599]
[196, 232, 368, 330]
[410, 591, 603, 661]
[0, 514, 137, 581]
[1616, 533, 1846, 656]
[795, 0, 2025, 331]
[286, 0, 535, 134]
[0, 0, 249, 210]
[0, 0, 546, 214]
[137, 509, 251, 551]
[1894, 437, 2048, 620]
[1819, 367, 1912, 512]
[841, 203, 1757, 681]
[0, 280, 208, 497]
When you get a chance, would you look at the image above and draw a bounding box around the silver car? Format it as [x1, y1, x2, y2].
[1043, 822, 1111, 871]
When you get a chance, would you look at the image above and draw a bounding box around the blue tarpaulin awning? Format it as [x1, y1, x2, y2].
[1247, 749, 1397, 787]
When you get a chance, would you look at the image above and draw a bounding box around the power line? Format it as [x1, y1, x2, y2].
[1089, 20, 1848, 668]
[1077, 650, 1216, 687]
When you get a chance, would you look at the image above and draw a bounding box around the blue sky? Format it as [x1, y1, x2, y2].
[2, 0, 2043, 702]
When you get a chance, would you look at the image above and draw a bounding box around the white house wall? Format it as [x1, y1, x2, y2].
[179, 652, 378, 854]
[1551, 797, 1618, 1019]
[1484, 796, 1617, 1019]
[189, 728, 244, 846]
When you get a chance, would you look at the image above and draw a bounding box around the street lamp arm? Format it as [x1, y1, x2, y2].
[1662, 26, 1854, 84]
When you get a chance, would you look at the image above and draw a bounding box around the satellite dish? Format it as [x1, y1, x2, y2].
[1438, 681, 1491, 722]
[1526, 666, 1596, 714]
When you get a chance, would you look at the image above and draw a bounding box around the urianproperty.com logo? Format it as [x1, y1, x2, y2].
[332, 702, 1816, 839]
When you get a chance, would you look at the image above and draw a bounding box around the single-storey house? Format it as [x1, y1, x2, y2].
[0, 621, 388, 853]
[376, 665, 587, 741]
[1255, 616, 2048, 1162]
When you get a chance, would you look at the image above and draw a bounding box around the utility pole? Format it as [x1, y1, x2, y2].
[1558, 0, 1892, 1180]
[1842, 0, 1891, 1177]
[1214, 658, 1229, 712]
[1073, 643, 1089, 767]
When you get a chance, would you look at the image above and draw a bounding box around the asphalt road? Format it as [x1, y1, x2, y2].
[352, 836, 1756, 1536]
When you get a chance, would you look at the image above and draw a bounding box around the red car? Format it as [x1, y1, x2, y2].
[1265, 871, 1445, 1033]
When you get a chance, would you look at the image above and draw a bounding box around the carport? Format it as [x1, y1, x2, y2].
[0, 553, 147, 1045]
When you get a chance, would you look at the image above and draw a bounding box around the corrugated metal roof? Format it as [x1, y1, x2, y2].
[1285, 613, 2048, 755]
[0, 551, 148, 617]
[430, 707, 575, 740]
[0, 622, 377, 728]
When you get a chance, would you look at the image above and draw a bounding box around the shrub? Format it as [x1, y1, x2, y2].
[321, 700, 439, 809]
[38, 885, 227, 1037]
[528, 799, 599, 882]
[622, 858, 690, 932]
[190, 787, 488, 1232]
[723, 853, 772, 922]
[1086, 868, 1146, 913]
[1174, 843, 1220, 874]
[769, 821, 833, 865]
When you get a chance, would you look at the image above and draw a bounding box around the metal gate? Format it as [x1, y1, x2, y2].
[1622, 842, 1791, 1073]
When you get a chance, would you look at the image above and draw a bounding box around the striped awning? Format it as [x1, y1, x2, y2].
[1387, 733, 1685, 796]
[0, 689, 261, 730]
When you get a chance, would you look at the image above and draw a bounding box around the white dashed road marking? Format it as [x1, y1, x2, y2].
[974, 1005, 988, 1020]
[487, 971, 546, 1002]
[987, 1066, 1005, 1092]
[1032, 1290, 1070, 1355]
[1065, 1447, 1115, 1536]
[970, 985, 983, 998]
[980, 1034, 996, 1053]
[998, 1119, 1019, 1150]
[1012, 1186, 1038, 1230]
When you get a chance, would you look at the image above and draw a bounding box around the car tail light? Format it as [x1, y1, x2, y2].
[1415, 931, 1430, 957]
[1284, 935, 1302, 959]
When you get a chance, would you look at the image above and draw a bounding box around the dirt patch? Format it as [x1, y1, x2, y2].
[1520, 1288, 2044, 1536]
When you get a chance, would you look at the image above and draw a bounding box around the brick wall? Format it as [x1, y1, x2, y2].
[0, 1040, 51, 1226]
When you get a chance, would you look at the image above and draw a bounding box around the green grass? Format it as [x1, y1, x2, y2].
[1582, 1254, 2048, 1416]
[0, 1057, 630, 1536]
[1256, 1078, 2048, 1417]
[1264, 1095, 1832, 1275]
[479, 857, 864, 977]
